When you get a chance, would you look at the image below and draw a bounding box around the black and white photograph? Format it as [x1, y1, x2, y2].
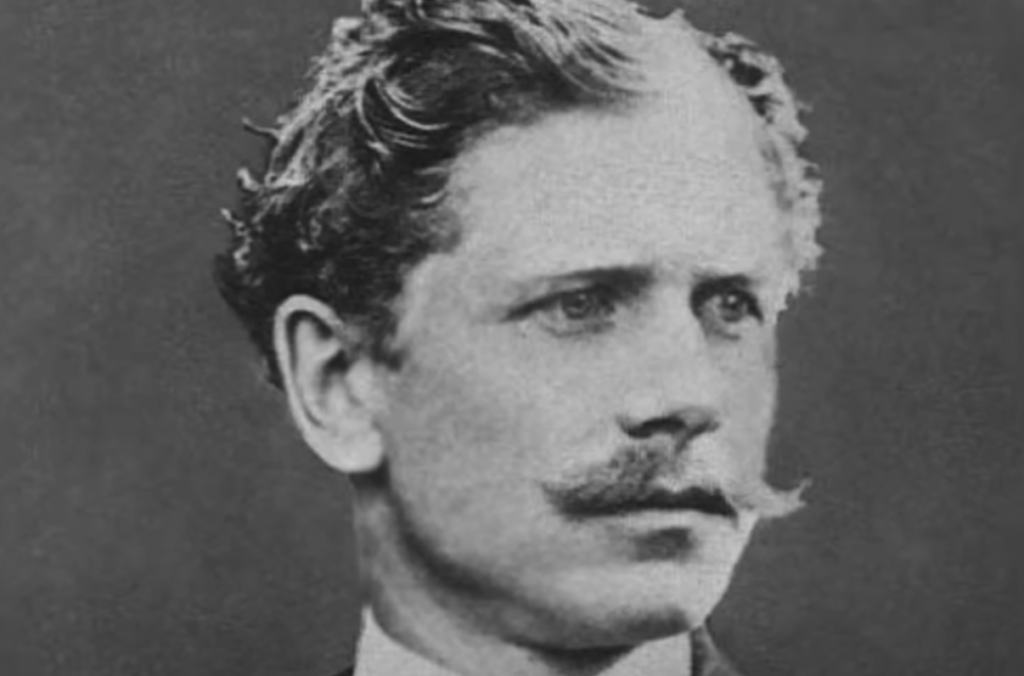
[1, 1, 1019, 675]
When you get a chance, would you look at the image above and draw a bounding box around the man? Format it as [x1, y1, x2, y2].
[216, 1, 823, 674]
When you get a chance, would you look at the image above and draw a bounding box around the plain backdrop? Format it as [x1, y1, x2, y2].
[1, 1, 1020, 675]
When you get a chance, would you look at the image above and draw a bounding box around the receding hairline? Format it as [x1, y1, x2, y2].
[217, 2, 822, 383]
[434, 28, 794, 250]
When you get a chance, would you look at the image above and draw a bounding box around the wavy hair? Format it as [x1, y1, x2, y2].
[216, 0, 822, 386]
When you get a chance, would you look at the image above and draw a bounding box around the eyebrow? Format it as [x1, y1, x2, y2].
[508, 265, 655, 298]
[692, 270, 757, 289]
[506, 262, 769, 300]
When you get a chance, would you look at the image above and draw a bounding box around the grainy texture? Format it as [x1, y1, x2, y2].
[0, 1, 1019, 675]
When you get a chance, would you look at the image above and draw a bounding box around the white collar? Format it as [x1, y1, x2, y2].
[354, 609, 456, 676]
[351, 609, 735, 676]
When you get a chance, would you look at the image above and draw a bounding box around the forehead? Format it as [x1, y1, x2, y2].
[441, 64, 785, 286]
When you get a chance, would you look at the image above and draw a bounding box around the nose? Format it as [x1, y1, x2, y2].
[616, 299, 726, 445]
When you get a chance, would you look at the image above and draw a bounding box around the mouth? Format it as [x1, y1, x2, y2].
[592, 486, 738, 521]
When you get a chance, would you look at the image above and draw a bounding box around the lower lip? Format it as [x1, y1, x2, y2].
[606, 508, 734, 529]
[605, 510, 734, 559]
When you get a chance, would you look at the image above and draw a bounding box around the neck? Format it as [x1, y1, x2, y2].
[355, 502, 694, 676]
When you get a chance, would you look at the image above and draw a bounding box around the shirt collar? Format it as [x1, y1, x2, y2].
[351, 610, 742, 676]
[353, 610, 453, 676]
[691, 625, 744, 676]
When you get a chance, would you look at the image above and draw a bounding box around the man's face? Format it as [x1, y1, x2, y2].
[369, 59, 794, 649]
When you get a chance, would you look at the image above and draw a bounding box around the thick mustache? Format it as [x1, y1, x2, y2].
[543, 443, 808, 522]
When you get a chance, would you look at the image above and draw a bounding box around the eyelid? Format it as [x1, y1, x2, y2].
[510, 286, 606, 322]
[691, 276, 764, 320]
[508, 274, 648, 321]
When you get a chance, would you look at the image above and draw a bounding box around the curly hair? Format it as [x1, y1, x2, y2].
[215, 0, 822, 387]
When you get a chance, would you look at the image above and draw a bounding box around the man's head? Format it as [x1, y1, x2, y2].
[217, 0, 822, 656]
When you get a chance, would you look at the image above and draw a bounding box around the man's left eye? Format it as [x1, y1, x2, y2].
[692, 281, 764, 338]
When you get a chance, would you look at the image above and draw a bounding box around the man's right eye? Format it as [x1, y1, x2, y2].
[529, 287, 620, 337]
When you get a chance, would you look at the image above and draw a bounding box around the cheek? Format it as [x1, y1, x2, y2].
[722, 339, 778, 472]
[393, 319, 619, 469]
[381, 344, 573, 509]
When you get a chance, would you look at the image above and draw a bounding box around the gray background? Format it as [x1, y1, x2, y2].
[1, 0, 1020, 675]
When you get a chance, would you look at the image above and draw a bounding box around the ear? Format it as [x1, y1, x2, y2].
[273, 295, 388, 475]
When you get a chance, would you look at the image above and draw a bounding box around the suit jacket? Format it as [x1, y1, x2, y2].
[330, 626, 744, 676]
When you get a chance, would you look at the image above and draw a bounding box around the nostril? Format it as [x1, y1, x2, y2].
[622, 415, 685, 440]
[620, 409, 721, 441]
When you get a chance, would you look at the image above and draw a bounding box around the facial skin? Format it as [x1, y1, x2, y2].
[278, 38, 799, 676]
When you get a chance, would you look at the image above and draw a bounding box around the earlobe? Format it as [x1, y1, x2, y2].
[272, 296, 387, 475]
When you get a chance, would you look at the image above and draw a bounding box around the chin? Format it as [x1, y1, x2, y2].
[517, 561, 733, 650]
